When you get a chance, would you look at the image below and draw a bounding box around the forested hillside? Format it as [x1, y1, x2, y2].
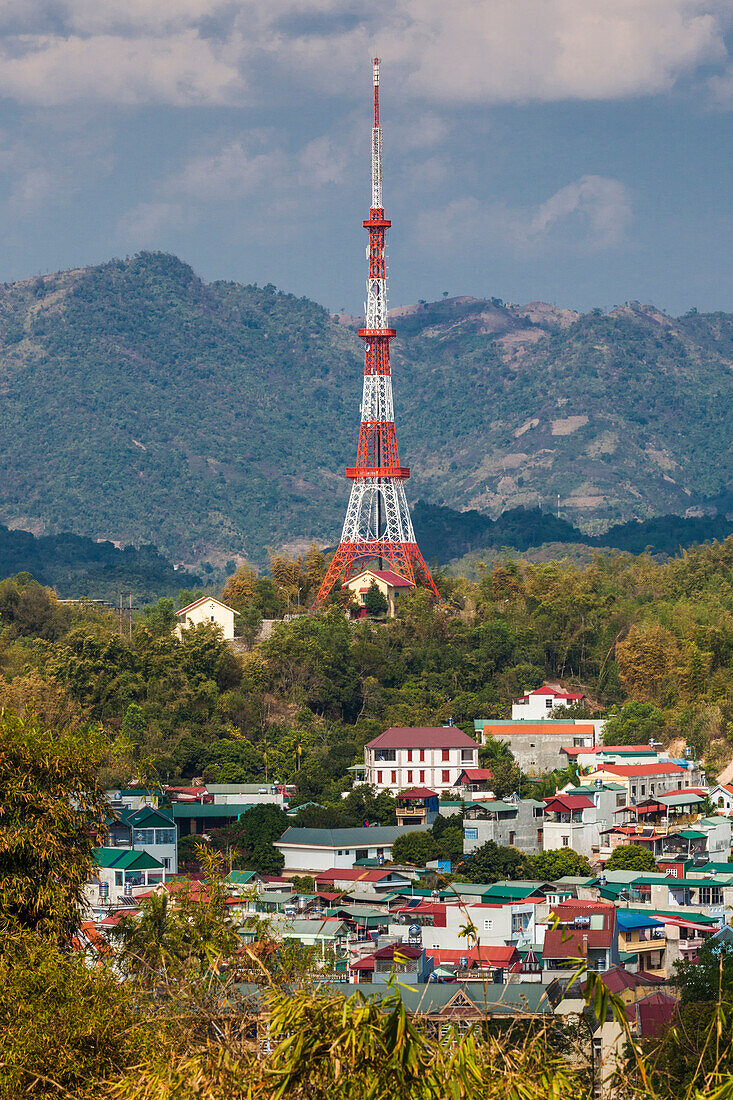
[1, 253, 732, 565]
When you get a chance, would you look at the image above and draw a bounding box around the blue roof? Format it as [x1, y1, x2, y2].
[617, 912, 664, 931]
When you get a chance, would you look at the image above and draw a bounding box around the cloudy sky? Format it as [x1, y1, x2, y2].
[2, 1, 733, 314]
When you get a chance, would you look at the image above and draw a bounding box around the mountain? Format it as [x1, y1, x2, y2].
[0, 524, 201, 601]
[1, 253, 732, 565]
[411, 501, 733, 565]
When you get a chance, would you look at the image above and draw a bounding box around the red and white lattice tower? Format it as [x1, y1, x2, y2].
[317, 58, 439, 604]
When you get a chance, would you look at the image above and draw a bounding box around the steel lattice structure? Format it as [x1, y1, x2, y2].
[317, 58, 439, 604]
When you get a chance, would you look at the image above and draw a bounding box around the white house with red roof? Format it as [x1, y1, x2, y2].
[588, 761, 705, 804]
[175, 595, 239, 640]
[364, 726, 479, 794]
[511, 685, 585, 721]
[342, 568, 415, 618]
[710, 783, 733, 815]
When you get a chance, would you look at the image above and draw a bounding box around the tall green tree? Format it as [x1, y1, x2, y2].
[0, 709, 107, 942]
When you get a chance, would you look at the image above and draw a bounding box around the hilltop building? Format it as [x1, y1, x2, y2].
[174, 596, 238, 640]
[363, 726, 479, 794]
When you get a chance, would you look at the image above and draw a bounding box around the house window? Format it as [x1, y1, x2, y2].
[561, 836, 570, 847]
[407, 770, 413, 783]
[537, 829, 543, 844]
[419, 750, 425, 762]
[155, 829, 176, 845]
[545, 699, 553, 708]
[465, 828, 478, 840]
[699, 887, 723, 905]
[442, 770, 450, 783]
[377, 771, 382, 784]
[407, 750, 413, 762]
[483, 919, 493, 931]
[133, 829, 155, 845]
[641, 785, 646, 796]
[162, 857, 171, 870]
[115, 872, 123, 886]
[442, 750, 450, 762]
[420, 771, 425, 783]
[509, 831, 516, 845]
[461, 749, 473, 762]
[355, 849, 368, 861]
[391, 771, 397, 784]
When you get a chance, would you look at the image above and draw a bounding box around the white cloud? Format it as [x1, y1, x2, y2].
[0, 1, 729, 109]
[417, 174, 633, 255]
[0, 31, 245, 106]
[116, 200, 190, 244]
[169, 139, 287, 200]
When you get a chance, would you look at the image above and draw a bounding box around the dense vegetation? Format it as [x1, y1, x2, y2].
[0, 524, 201, 601]
[1, 255, 733, 565]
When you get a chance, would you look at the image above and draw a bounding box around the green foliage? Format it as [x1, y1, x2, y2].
[0, 935, 156, 1099]
[526, 849, 592, 879]
[203, 804, 289, 874]
[0, 708, 107, 942]
[604, 844, 658, 872]
[673, 938, 733, 1005]
[603, 702, 667, 746]
[363, 580, 388, 616]
[109, 849, 240, 980]
[462, 839, 529, 883]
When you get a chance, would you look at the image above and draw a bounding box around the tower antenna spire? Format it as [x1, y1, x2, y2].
[317, 60, 439, 606]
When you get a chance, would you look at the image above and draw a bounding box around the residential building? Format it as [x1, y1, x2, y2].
[616, 911, 666, 977]
[363, 726, 479, 794]
[561, 746, 669, 773]
[86, 847, 165, 915]
[105, 788, 158, 811]
[588, 761, 704, 804]
[313, 867, 416, 895]
[107, 805, 178, 873]
[174, 596, 238, 640]
[475, 720, 597, 774]
[169, 802, 256, 838]
[710, 783, 733, 814]
[395, 788, 439, 827]
[275, 825, 425, 873]
[388, 897, 541, 954]
[342, 568, 415, 618]
[542, 793, 602, 860]
[351, 941, 434, 984]
[463, 799, 545, 855]
[511, 685, 586, 721]
[541, 901, 619, 974]
[457, 768, 494, 798]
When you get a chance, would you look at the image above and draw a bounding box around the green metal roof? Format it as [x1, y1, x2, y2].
[658, 792, 705, 807]
[118, 807, 175, 828]
[93, 847, 163, 870]
[674, 829, 706, 839]
[226, 870, 261, 885]
[463, 799, 518, 814]
[170, 803, 256, 818]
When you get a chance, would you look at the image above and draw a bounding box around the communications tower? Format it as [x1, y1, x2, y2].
[317, 58, 439, 604]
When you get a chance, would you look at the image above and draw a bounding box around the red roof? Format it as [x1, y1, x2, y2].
[562, 744, 653, 756]
[590, 967, 662, 995]
[350, 954, 376, 971]
[544, 794, 594, 811]
[396, 788, 439, 799]
[426, 946, 518, 966]
[342, 569, 415, 589]
[597, 763, 687, 776]
[543, 904, 616, 956]
[483, 722, 595, 736]
[459, 769, 493, 782]
[374, 942, 423, 961]
[314, 868, 402, 883]
[367, 726, 478, 750]
[521, 687, 585, 699]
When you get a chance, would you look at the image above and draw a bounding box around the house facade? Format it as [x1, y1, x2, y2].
[463, 799, 545, 855]
[342, 568, 415, 618]
[275, 825, 425, 873]
[363, 726, 479, 794]
[511, 685, 586, 721]
[589, 761, 705, 804]
[86, 847, 166, 915]
[475, 720, 597, 774]
[174, 596, 238, 640]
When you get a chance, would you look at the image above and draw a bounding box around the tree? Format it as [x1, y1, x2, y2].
[605, 844, 657, 872]
[463, 840, 529, 883]
[526, 849, 592, 879]
[363, 580, 388, 617]
[490, 757, 523, 798]
[616, 623, 677, 703]
[391, 831, 439, 867]
[0, 708, 107, 942]
[109, 850, 239, 980]
[603, 701, 667, 747]
[139, 597, 177, 634]
[673, 937, 733, 1005]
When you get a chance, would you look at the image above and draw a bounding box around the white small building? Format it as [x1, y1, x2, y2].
[275, 825, 425, 873]
[364, 726, 479, 795]
[174, 596, 239, 640]
[511, 686, 585, 721]
[342, 568, 415, 618]
[710, 783, 733, 815]
[85, 847, 166, 916]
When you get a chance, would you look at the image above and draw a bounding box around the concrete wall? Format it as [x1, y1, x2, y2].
[463, 802, 544, 855]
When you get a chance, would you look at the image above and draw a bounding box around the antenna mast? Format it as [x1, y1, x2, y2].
[317, 58, 438, 604]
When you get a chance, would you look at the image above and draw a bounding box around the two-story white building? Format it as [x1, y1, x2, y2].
[174, 596, 238, 640]
[511, 686, 585, 721]
[363, 726, 479, 795]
